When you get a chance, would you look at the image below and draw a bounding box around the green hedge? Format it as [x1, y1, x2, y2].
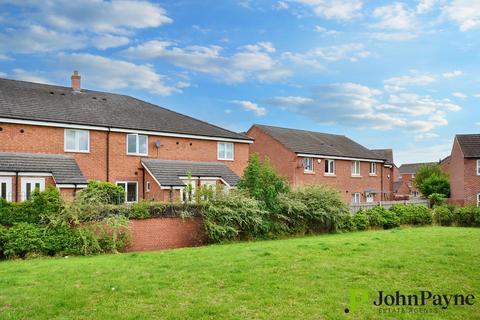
[390, 204, 432, 225]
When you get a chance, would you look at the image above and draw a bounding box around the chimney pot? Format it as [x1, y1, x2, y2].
[71, 70, 81, 92]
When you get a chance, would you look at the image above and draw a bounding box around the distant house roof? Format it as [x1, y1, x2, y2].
[253, 124, 385, 161]
[0, 152, 86, 184]
[398, 162, 436, 174]
[371, 149, 394, 165]
[0, 78, 251, 142]
[142, 159, 240, 187]
[456, 134, 480, 158]
[393, 181, 403, 193]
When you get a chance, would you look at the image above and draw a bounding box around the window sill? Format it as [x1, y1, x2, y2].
[303, 171, 315, 175]
[127, 153, 148, 157]
[351, 175, 362, 178]
[218, 158, 235, 162]
[324, 173, 336, 177]
[65, 150, 90, 154]
[369, 174, 378, 177]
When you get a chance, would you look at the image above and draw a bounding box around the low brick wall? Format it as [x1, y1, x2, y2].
[127, 217, 205, 252]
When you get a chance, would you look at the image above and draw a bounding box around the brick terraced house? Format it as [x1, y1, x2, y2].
[440, 134, 480, 206]
[0, 72, 252, 202]
[395, 162, 436, 199]
[247, 124, 395, 204]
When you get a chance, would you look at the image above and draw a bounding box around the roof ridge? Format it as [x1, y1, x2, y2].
[254, 123, 346, 137]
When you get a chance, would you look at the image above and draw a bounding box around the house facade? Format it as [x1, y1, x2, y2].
[0, 72, 252, 203]
[440, 134, 480, 206]
[395, 162, 436, 199]
[247, 124, 395, 204]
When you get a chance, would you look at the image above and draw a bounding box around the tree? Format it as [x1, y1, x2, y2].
[237, 153, 289, 211]
[414, 164, 450, 199]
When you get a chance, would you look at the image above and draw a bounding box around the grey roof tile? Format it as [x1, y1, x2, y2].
[0, 78, 251, 141]
[371, 149, 394, 165]
[456, 134, 480, 158]
[142, 159, 240, 187]
[254, 124, 385, 160]
[398, 162, 436, 174]
[0, 152, 86, 184]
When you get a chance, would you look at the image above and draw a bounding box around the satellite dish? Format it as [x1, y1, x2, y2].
[155, 139, 161, 148]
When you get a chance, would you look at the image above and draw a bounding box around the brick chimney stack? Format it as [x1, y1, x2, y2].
[71, 70, 81, 92]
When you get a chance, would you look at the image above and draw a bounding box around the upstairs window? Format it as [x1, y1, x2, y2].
[352, 160, 361, 176]
[303, 157, 314, 172]
[218, 142, 234, 160]
[369, 162, 377, 175]
[325, 159, 335, 174]
[64, 129, 89, 152]
[127, 134, 148, 156]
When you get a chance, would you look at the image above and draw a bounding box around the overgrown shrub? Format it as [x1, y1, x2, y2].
[78, 181, 125, 205]
[3, 223, 44, 258]
[455, 206, 480, 227]
[201, 190, 268, 243]
[41, 226, 83, 256]
[352, 212, 369, 231]
[0, 225, 7, 259]
[414, 164, 450, 198]
[277, 185, 350, 234]
[363, 207, 386, 228]
[434, 205, 455, 226]
[428, 193, 446, 207]
[390, 205, 432, 225]
[238, 153, 289, 211]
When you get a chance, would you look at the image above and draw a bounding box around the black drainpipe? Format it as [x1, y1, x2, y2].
[380, 163, 384, 202]
[73, 183, 78, 198]
[106, 128, 111, 182]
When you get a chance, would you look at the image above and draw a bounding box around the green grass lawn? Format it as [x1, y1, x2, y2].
[1, 227, 479, 320]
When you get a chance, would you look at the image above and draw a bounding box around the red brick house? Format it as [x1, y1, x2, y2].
[440, 134, 480, 206]
[247, 124, 395, 204]
[0, 72, 252, 202]
[395, 162, 436, 199]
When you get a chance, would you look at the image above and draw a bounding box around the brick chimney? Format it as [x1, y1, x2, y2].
[71, 70, 81, 92]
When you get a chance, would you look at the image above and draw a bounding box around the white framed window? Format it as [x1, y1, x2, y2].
[21, 178, 45, 201]
[64, 129, 89, 152]
[366, 193, 374, 203]
[127, 134, 148, 156]
[0, 177, 12, 202]
[217, 142, 234, 160]
[146, 181, 151, 193]
[116, 182, 138, 203]
[352, 161, 361, 176]
[303, 157, 314, 172]
[352, 192, 361, 204]
[477, 193, 480, 207]
[369, 162, 377, 175]
[325, 159, 335, 175]
[477, 160, 480, 175]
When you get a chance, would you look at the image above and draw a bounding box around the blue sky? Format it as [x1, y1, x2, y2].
[0, 0, 479, 164]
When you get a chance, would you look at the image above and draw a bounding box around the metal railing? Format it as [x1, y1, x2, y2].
[349, 199, 429, 214]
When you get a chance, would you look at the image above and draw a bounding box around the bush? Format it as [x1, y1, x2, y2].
[3, 223, 44, 258]
[434, 205, 455, 226]
[414, 164, 450, 198]
[78, 181, 125, 205]
[352, 212, 369, 231]
[390, 205, 432, 225]
[238, 153, 289, 211]
[455, 206, 480, 227]
[201, 190, 268, 243]
[0, 225, 7, 259]
[41, 226, 83, 256]
[277, 185, 350, 234]
[363, 207, 386, 228]
[428, 193, 446, 207]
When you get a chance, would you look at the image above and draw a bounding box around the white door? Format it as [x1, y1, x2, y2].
[21, 178, 45, 201]
[366, 193, 374, 203]
[0, 177, 12, 202]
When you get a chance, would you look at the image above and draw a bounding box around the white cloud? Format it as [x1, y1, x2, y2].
[230, 100, 266, 116]
[442, 70, 463, 78]
[0, 53, 11, 60]
[367, 32, 417, 41]
[443, 0, 480, 31]
[452, 92, 467, 99]
[124, 40, 291, 84]
[314, 25, 339, 35]
[0, 25, 87, 54]
[283, 43, 370, 68]
[224, 109, 233, 114]
[292, 0, 363, 20]
[55, 53, 182, 96]
[474, 94, 480, 98]
[415, 132, 440, 140]
[384, 72, 437, 92]
[10, 68, 52, 84]
[372, 3, 416, 30]
[273, 1, 289, 10]
[416, 0, 437, 14]
[266, 82, 460, 133]
[91, 34, 130, 50]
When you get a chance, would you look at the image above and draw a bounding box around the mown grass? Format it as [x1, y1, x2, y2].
[1, 227, 479, 319]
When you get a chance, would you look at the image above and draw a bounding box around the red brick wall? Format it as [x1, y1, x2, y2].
[464, 158, 480, 205]
[0, 123, 249, 201]
[127, 217, 205, 252]
[447, 138, 466, 202]
[247, 126, 389, 203]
